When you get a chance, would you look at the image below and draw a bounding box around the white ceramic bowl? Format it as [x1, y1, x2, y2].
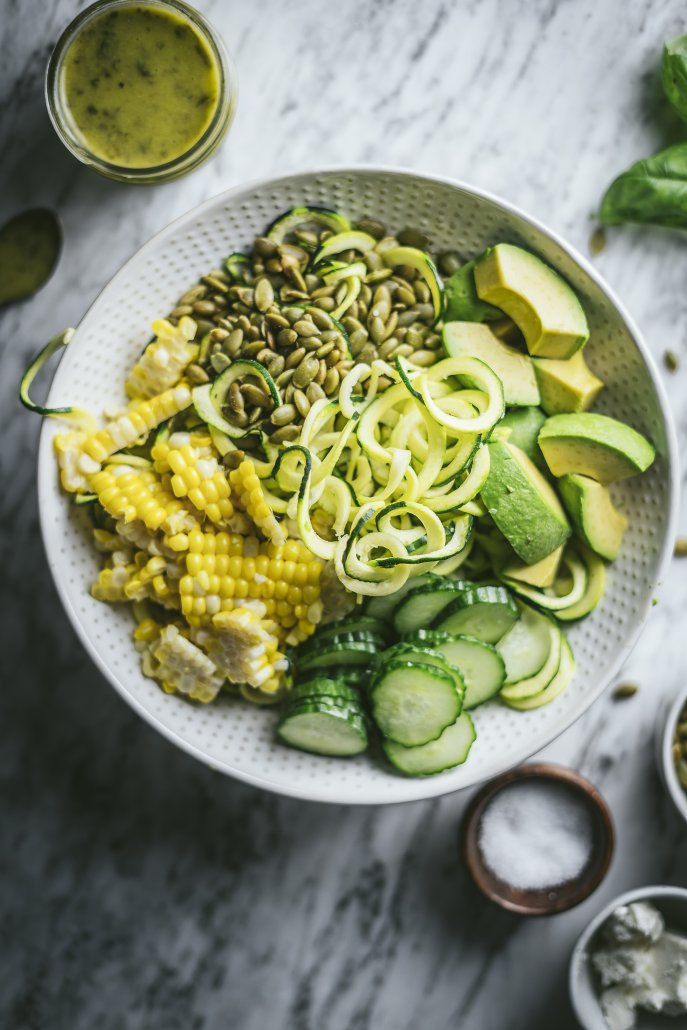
[569, 885, 687, 1029]
[36, 166, 679, 804]
[657, 686, 687, 825]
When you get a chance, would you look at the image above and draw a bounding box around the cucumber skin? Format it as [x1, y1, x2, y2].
[277, 708, 368, 757]
[297, 641, 380, 672]
[383, 713, 476, 776]
[371, 659, 461, 747]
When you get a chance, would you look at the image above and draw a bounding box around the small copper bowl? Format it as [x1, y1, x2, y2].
[462, 763, 615, 916]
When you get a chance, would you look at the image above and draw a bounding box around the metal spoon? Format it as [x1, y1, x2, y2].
[0, 208, 62, 308]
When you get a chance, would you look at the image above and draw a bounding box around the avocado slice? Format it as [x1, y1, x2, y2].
[538, 413, 655, 484]
[558, 474, 628, 560]
[533, 350, 604, 415]
[501, 545, 564, 588]
[499, 407, 548, 472]
[474, 244, 589, 359]
[443, 259, 503, 323]
[443, 322, 540, 406]
[481, 440, 571, 564]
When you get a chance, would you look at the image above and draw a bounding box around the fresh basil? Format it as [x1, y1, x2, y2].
[444, 258, 502, 322]
[662, 34, 687, 123]
[599, 144, 687, 228]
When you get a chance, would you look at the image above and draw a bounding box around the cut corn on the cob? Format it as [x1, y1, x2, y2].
[151, 432, 234, 524]
[229, 459, 286, 545]
[146, 624, 224, 703]
[126, 317, 198, 399]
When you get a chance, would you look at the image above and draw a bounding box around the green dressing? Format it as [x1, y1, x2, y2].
[59, 2, 221, 169]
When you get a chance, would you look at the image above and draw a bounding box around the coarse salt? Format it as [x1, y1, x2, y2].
[478, 779, 594, 890]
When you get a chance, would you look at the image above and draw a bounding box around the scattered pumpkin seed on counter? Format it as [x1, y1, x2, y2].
[162, 209, 445, 459]
[674, 704, 687, 789]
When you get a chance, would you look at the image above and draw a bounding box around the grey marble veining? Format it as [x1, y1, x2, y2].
[2, 1, 687, 1028]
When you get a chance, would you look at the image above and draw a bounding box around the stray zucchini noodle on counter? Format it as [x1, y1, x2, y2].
[22, 207, 656, 776]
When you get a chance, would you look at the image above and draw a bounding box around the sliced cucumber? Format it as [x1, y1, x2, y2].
[299, 665, 375, 688]
[381, 246, 444, 322]
[500, 626, 563, 701]
[371, 660, 461, 746]
[309, 615, 389, 642]
[224, 253, 249, 281]
[266, 206, 351, 243]
[297, 640, 380, 672]
[311, 230, 377, 267]
[504, 635, 575, 710]
[277, 707, 368, 756]
[383, 712, 476, 776]
[377, 644, 466, 704]
[287, 678, 363, 706]
[496, 604, 554, 683]
[392, 581, 471, 636]
[407, 632, 506, 709]
[364, 573, 443, 621]
[502, 551, 588, 613]
[556, 547, 606, 621]
[296, 629, 386, 660]
[433, 586, 519, 643]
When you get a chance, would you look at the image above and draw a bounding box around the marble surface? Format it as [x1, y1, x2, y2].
[2, 1, 687, 1027]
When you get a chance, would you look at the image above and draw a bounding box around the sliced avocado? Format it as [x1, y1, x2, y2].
[538, 413, 655, 484]
[481, 440, 571, 565]
[499, 407, 548, 472]
[474, 243, 589, 359]
[443, 322, 540, 406]
[558, 474, 628, 560]
[501, 545, 564, 588]
[443, 259, 503, 323]
[533, 350, 604, 415]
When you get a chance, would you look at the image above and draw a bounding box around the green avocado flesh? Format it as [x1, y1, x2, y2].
[538, 413, 655, 484]
[501, 545, 564, 588]
[533, 350, 604, 415]
[443, 322, 539, 406]
[474, 244, 589, 359]
[480, 439, 571, 564]
[558, 474, 628, 560]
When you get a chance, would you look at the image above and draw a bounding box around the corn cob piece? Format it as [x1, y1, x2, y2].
[90, 550, 137, 602]
[89, 464, 197, 552]
[123, 553, 182, 608]
[229, 459, 286, 545]
[126, 317, 198, 399]
[151, 432, 234, 525]
[193, 605, 288, 693]
[143, 624, 224, 703]
[179, 528, 322, 641]
[54, 430, 100, 493]
[81, 383, 192, 464]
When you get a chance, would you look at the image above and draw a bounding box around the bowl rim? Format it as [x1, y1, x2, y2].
[660, 685, 687, 824]
[568, 883, 687, 1029]
[461, 762, 615, 915]
[36, 164, 681, 804]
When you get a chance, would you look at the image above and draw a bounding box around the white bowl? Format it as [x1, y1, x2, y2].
[656, 685, 687, 825]
[36, 166, 679, 804]
[569, 885, 687, 1029]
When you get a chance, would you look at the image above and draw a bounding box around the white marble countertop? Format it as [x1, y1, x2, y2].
[2, 1, 687, 1027]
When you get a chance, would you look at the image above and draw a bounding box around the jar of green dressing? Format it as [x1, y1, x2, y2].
[46, 0, 237, 183]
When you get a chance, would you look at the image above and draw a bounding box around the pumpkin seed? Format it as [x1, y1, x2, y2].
[285, 346, 307, 370]
[242, 383, 273, 408]
[186, 363, 210, 384]
[378, 338, 399, 360]
[171, 304, 193, 318]
[405, 326, 426, 349]
[294, 389, 311, 418]
[425, 332, 442, 350]
[306, 382, 326, 404]
[312, 296, 336, 311]
[324, 367, 340, 395]
[210, 327, 230, 343]
[363, 250, 384, 272]
[278, 327, 298, 348]
[271, 403, 297, 426]
[438, 251, 461, 276]
[205, 276, 230, 294]
[293, 354, 320, 388]
[413, 280, 431, 304]
[256, 348, 273, 365]
[409, 349, 438, 367]
[365, 268, 393, 284]
[395, 284, 416, 307]
[674, 538, 687, 557]
[355, 217, 386, 239]
[308, 307, 334, 331]
[254, 277, 274, 312]
[269, 425, 300, 444]
[294, 319, 319, 338]
[228, 382, 245, 413]
[325, 348, 342, 367]
[304, 274, 322, 292]
[382, 311, 399, 341]
[276, 368, 295, 388]
[266, 309, 290, 329]
[613, 681, 639, 700]
[375, 236, 399, 254]
[236, 315, 251, 333]
[316, 341, 335, 358]
[243, 340, 266, 358]
[398, 227, 432, 249]
[310, 285, 336, 299]
[294, 228, 319, 248]
[369, 316, 386, 345]
[266, 257, 283, 275]
[211, 352, 231, 373]
[284, 307, 303, 326]
[180, 285, 207, 304]
[393, 343, 414, 358]
[358, 343, 378, 363]
[315, 361, 327, 385]
[255, 236, 278, 258]
[265, 353, 285, 377]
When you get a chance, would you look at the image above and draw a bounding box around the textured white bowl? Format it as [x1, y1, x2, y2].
[36, 166, 678, 804]
[656, 686, 687, 826]
[569, 885, 687, 1029]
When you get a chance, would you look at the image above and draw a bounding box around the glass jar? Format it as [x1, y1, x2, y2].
[45, 0, 237, 184]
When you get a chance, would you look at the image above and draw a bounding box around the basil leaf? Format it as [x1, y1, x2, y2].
[444, 258, 502, 322]
[663, 34, 687, 122]
[599, 143, 687, 228]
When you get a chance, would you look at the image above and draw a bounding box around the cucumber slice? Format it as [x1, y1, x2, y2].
[433, 587, 519, 643]
[312, 230, 377, 266]
[371, 660, 460, 746]
[377, 644, 466, 705]
[556, 546, 606, 621]
[504, 635, 575, 710]
[496, 604, 554, 683]
[266, 206, 351, 243]
[224, 253, 250, 281]
[297, 640, 379, 672]
[277, 707, 368, 757]
[287, 678, 363, 706]
[381, 246, 444, 322]
[192, 359, 280, 438]
[407, 632, 506, 709]
[501, 551, 588, 612]
[364, 573, 443, 620]
[311, 615, 389, 641]
[296, 629, 386, 660]
[299, 665, 375, 688]
[383, 713, 476, 776]
[500, 627, 563, 700]
[392, 581, 471, 636]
